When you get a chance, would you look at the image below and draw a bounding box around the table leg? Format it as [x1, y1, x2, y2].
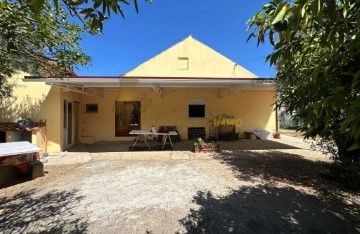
[131, 135, 140, 150]
[142, 134, 152, 150]
[162, 134, 174, 150]
[168, 135, 174, 150]
[162, 135, 167, 149]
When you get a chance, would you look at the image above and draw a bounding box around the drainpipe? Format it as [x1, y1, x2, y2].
[275, 106, 279, 132]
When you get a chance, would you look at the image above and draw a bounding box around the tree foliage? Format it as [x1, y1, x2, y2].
[247, 0, 360, 161]
[0, 0, 91, 91]
[31, 0, 152, 33]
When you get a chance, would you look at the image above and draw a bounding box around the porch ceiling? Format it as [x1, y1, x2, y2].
[23, 76, 275, 98]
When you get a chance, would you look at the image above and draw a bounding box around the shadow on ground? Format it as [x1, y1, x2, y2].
[67, 139, 298, 153]
[0, 166, 33, 189]
[179, 150, 360, 233]
[214, 150, 328, 188]
[0, 189, 87, 233]
[179, 187, 358, 233]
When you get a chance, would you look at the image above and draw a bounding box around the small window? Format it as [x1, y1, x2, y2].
[86, 104, 98, 113]
[188, 100, 205, 118]
[178, 57, 189, 70]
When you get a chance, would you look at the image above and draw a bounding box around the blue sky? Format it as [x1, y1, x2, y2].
[77, 0, 276, 78]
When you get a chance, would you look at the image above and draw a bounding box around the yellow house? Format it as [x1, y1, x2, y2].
[3, 35, 276, 153]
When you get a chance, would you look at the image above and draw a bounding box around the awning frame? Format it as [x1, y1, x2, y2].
[23, 76, 275, 98]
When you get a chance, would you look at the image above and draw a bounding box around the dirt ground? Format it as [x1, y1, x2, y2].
[280, 129, 305, 138]
[1, 137, 359, 233]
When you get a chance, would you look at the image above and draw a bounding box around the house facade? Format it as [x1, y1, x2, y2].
[2, 36, 276, 153]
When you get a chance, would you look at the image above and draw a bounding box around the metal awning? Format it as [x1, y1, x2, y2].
[23, 76, 275, 98]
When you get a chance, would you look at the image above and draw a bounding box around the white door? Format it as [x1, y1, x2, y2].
[63, 100, 75, 149]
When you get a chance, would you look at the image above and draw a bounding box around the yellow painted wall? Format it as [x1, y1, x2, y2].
[125, 36, 257, 78]
[34, 86, 62, 152]
[80, 89, 276, 142]
[31, 126, 47, 153]
[0, 71, 51, 122]
[0, 71, 63, 153]
[0, 71, 86, 153]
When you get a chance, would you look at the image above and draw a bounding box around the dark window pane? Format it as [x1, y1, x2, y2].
[189, 105, 205, 118]
[86, 104, 98, 113]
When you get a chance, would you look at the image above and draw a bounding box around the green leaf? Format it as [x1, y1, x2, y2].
[269, 30, 275, 46]
[67, 0, 85, 5]
[80, 8, 94, 15]
[312, 0, 322, 14]
[31, 0, 45, 14]
[348, 142, 360, 151]
[323, 65, 331, 78]
[271, 2, 288, 25]
[301, 3, 307, 17]
[134, 0, 139, 13]
[327, 0, 336, 21]
[246, 32, 255, 43]
[299, 15, 309, 31]
[102, 0, 106, 13]
[94, 0, 102, 9]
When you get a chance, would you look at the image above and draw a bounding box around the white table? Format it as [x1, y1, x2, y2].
[129, 130, 178, 150]
[0, 141, 41, 165]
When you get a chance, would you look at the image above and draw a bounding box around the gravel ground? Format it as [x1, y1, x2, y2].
[1, 136, 359, 233]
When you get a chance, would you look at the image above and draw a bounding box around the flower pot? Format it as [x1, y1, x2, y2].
[194, 145, 220, 153]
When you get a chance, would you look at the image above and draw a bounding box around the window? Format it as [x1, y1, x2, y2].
[86, 104, 98, 113]
[178, 57, 189, 70]
[115, 101, 141, 136]
[188, 100, 205, 118]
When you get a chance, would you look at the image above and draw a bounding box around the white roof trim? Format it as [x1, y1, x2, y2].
[23, 77, 275, 91]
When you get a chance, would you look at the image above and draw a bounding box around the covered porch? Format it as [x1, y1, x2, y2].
[23, 76, 277, 153]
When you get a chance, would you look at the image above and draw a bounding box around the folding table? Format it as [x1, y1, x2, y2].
[129, 130, 178, 150]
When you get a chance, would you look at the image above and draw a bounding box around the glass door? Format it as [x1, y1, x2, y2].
[64, 100, 75, 148]
[115, 101, 141, 136]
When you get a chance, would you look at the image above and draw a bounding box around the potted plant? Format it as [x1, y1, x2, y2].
[273, 132, 281, 139]
[193, 138, 220, 153]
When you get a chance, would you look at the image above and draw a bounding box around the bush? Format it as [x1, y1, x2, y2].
[279, 111, 301, 129]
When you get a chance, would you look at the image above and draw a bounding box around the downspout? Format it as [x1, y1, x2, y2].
[275, 107, 279, 132]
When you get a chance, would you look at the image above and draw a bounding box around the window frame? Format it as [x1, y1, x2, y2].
[115, 101, 141, 137]
[178, 57, 189, 70]
[85, 104, 98, 113]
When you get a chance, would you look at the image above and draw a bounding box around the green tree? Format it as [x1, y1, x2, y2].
[0, 0, 91, 96]
[247, 1, 360, 166]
